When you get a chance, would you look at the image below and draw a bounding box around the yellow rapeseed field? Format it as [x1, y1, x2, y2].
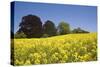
[12, 33, 97, 65]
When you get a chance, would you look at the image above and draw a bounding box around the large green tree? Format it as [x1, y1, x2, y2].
[43, 20, 57, 37]
[17, 14, 43, 38]
[57, 22, 70, 35]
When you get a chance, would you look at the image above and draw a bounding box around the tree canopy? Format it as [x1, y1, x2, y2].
[43, 20, 57, 37]
[17, 14, 43, 38]
[57, 22, 70, 35]
[14, 14, 90, 38]
[72, 27, 89, 33]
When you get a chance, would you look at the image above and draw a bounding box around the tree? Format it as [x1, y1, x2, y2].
[41, 34, 49, 38]
[43, 20, 57, 36]
[72, 27, 89, 33]
[17, 14, 43, 38]
[57, 22, 70, 35]
[14, 32, 27, 38]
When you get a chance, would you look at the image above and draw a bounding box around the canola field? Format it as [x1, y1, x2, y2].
[12, 33, 97, 65]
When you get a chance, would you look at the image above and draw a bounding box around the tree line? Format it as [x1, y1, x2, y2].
[12, 14, 89, 38]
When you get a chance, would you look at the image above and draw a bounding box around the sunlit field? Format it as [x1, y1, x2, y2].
[12, 33, 97, 65]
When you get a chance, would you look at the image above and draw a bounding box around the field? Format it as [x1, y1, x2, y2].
[11, 33, 97, 65]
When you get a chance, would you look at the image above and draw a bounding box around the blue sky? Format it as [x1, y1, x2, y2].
[12, 1, 97, 33]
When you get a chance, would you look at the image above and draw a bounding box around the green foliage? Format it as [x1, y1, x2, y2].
[14, 32, 27, 38]
[15, 14, 90, 38]
[41, 34, 49, 38]
[43, 20, 57, 36]
[72, 27, 89, 33]
[17, 14, 43, 38]
[58, 22, 70, 35]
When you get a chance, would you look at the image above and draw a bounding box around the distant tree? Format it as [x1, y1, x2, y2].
[41, 34, 49, 38]
[57, 22, 70, 35]
[14, 32, 27, 38]
[72, 27, 89, 33]
[17, 14, 43, 38]
[43, 20, 57, 36]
